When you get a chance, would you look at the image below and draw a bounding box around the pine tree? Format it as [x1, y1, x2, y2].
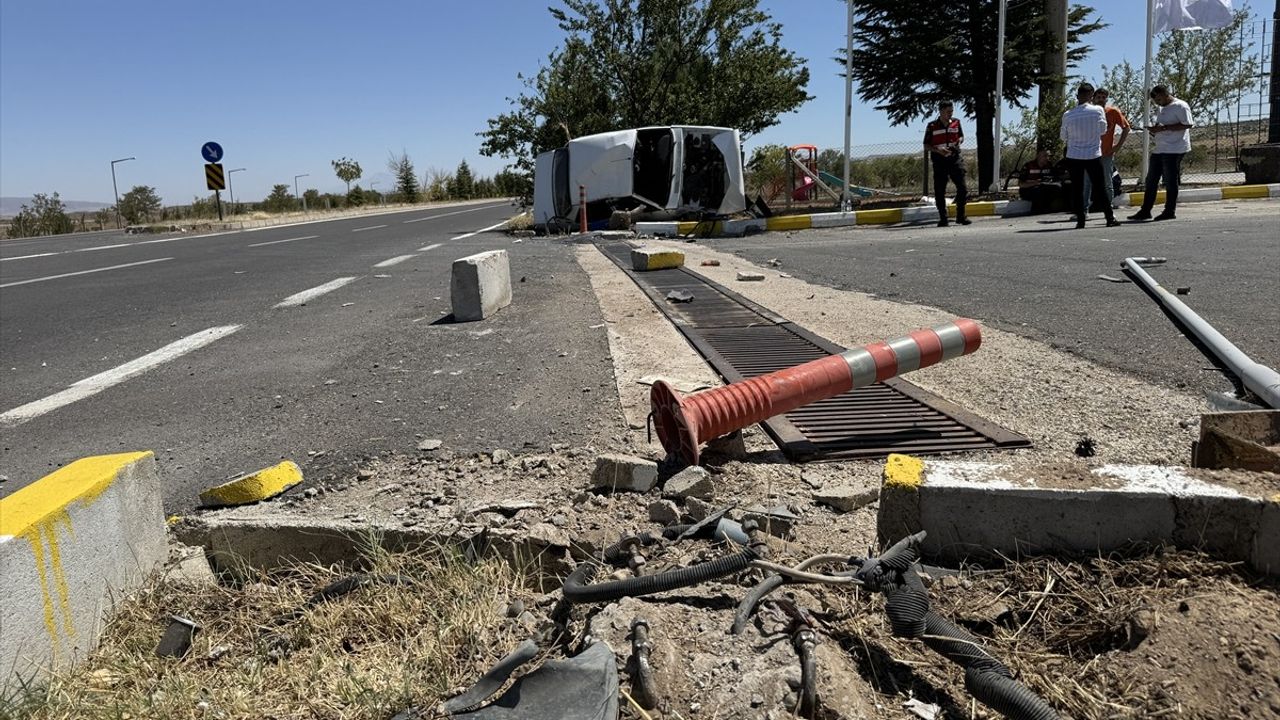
[452, 160, 475, 200]
[388, 151, 420, 203]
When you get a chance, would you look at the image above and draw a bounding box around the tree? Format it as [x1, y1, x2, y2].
[451, 160, 475, 200]
[838, 2, 1103, 190]
[493, 169, 528, 198]
[388, 150, 420, 202]
[303, 188, 321, 209]
[331, 157, 362, 193]
[424, 167, 453, 201]
[117, 185, 162, 224]
[263, 184, 293, 213]
[348, 185, 366, 207]
[480, 0, 812, 195]
[1102, 9, 1257, 126]
[5, 192, 74, 238]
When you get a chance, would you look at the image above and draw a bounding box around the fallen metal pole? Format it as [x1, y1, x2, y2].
[1122, 257, 1280, 409]
[651, 319, 982, 464]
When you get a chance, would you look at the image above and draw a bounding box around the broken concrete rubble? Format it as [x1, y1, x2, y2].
[591, 453, 659, 493]
[662, 465, 714, 501]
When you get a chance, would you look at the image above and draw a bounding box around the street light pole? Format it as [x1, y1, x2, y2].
[227, 168, 246, 208]
[110, 156, 135, 229]
[294, 173, 310, 212]
[841, 0, 854, 211]
[992, 0, 1008, 192]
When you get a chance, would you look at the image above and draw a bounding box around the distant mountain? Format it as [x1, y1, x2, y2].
[1, 196, 111, 218]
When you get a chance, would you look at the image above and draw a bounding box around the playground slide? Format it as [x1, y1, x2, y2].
[818, 171, 875, 198]
[792, 176, 816, 201]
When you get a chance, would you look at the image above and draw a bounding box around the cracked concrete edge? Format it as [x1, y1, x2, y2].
[876, 454, 1279, 575]
[0, 452, 166, 688]
[198, 460, 303, 508]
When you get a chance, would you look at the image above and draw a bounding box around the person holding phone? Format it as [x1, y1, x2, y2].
[1130, 85, 1193, 221]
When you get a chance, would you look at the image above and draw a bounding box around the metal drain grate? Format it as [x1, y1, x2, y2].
[598, 241, 1030, 461]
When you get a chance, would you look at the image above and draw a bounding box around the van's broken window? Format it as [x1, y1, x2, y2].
[680, 130, 729, 210]
[632, 128, 675, 209]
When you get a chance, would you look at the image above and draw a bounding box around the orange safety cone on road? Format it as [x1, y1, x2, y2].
[650, 319, 982, 465]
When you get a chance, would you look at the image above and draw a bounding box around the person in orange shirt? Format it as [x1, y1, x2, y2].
[1083, 87, 1130, 209]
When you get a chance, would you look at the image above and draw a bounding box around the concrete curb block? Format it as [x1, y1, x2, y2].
[630, 247, 685, 271]
[0, 452, 165, 687]
[636, 183, 1278, 237]
[876, 453, 1279, 575]
[198, 460, 303, 508]
[1113, 182, 1280, 208]
[451, 249, 512, 322]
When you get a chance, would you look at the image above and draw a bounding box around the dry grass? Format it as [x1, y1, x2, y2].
[504, 211, 533, 232]
[3, 545, 529, 720]
[827, 546, 1280, 719]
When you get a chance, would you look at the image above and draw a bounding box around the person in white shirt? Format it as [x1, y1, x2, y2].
[1129, 85, 1194, 221]
[1059, 82, 1120, 229]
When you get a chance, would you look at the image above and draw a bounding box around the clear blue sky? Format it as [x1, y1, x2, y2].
[0, 1, 1252, 204]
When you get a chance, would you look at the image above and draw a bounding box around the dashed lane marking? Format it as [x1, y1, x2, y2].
[401, 203, 510, 223]
[373, 255, 415, 268]
[0, 258, 173, 289]
[0, 325, 243, 427]
[418, 243, 442, 252]
[450, 219, 511, 241]
[247, 235, 318, 248]
[274, 277, 360, 308]
[351, 224, 387, 233]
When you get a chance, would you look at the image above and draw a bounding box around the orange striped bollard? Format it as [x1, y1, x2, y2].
[651, 319, 982, 465]
[579, 185, 588, 234]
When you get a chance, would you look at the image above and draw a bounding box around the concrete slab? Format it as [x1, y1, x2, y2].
[451, 249, 512, 321]
[876, 453, 1278, 575]
[0, 452, 165, 687]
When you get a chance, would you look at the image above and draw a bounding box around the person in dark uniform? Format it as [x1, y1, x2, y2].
[1018, 149, 1060, 214]
[923, 101, 969, 227]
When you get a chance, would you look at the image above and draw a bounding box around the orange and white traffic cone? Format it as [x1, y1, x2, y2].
[650, 319, 982, 465]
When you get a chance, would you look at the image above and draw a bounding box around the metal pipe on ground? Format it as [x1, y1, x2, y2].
[651, 319, 983, 465]
[1122, 258, 1280, 409]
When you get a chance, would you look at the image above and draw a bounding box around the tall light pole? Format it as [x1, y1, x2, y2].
[293, 173, 310, 211]
[992, 0, 1008, 192]
[227, 168, 246, 207]
[110, 157, 135, 229]
[841, 0, 854, 211]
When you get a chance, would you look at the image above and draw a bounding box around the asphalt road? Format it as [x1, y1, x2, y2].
[0, 202, 625, 508]
[712, 201, 1279, 398]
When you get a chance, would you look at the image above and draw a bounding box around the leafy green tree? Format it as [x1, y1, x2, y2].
[6, 192, 74, 238]
[839, 1, 1103, 189]
[331, 157, 363, 193]
[93, 208, 113, 230]
[303, 188, 321, 210]
[474, 177, 496, 198]
[451, 160, 475, 199]
[263, 184, 293, 213]
[480, 0, 812, 194]
[1102, 8, 1257, 126]
[347, 185, 366, 207]
[117, 185, 162, 224]
[493, 169, 528, 197]
[388, 151, 420, 202]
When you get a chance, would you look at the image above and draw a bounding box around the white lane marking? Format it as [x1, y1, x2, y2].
[418, 243, 442, 252]
[0, 325, 242, 428]
[402, 203, 508, 223]
[0, 252, 61, 262]
[374, 254, 416, 268]
[351, 224, 387, 233]
[248, 235, 319, 248]
[136, 232, 223, 245]
[274, 276, 359, 307]
[0, 257, 172, 289]
[450, 219, 512, 241]
[77, 243, 133, 252]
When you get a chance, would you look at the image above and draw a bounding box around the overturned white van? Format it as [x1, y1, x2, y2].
[533, 126, 746, 231]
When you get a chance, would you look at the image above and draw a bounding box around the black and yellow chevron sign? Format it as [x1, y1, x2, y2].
[205, 163, 226, 191]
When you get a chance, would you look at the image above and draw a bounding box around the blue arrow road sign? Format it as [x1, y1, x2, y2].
[201, 141, 224, 163]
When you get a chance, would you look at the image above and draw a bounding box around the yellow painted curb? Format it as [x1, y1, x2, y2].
[1222, 185, 1270, 200]
[630, 248, 685, 271]
[198, 460, 302, 508]
[1127, 190, 1167, 206]
[0, 452, 153, 538]
[957, 202, 997, 217]
[766, 215, 812, 232]
[856, 208, 904, 225]
[883, 453, 925, 490]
